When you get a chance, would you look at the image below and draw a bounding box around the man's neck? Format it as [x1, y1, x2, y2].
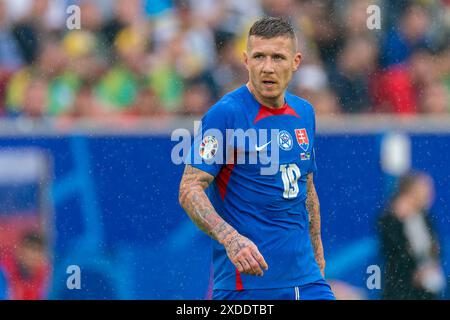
[246, 83, 285, 109]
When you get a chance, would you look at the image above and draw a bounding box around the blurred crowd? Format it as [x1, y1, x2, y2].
[0, 0, 449, 122]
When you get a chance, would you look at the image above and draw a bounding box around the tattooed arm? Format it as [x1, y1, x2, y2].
[179, 165, 268, 276]
[306, 173, 326, 276]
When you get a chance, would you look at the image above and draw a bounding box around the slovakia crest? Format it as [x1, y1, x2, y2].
[295, 129, 309, 151]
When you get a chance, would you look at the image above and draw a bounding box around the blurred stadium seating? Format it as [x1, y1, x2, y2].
[0, 0, 448, 118]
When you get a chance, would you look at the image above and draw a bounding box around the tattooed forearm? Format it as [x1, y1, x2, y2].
[179, 165, 269, 276]
[306, 173, 326, 276]
[178, 165, 235, 244]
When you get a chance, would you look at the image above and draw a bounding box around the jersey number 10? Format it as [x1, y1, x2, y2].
[280, 164, 301, 199]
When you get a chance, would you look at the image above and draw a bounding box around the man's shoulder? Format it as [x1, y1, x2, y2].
[207, 85, 247, 114]
[218, 85, 247, 106]
[285, 91, 315, 115]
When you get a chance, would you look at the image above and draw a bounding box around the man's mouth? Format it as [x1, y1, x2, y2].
[262, 80, 277, 86]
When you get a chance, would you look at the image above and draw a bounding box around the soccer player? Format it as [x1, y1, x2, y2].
[179, 17, 335, 300]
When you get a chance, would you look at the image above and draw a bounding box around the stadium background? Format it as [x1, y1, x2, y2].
[0, 0, 449, 299]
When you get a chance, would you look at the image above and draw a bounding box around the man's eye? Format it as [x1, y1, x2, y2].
[273, 55, 284, 60]
[254, 54, 264, 60]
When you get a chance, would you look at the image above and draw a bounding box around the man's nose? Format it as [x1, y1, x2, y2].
[262, 57, 275, 73]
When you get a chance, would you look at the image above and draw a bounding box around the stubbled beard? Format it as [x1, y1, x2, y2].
[259, 87, 279, 97]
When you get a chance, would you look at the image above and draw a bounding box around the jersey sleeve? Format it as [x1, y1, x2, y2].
[186, 98, 234, 177]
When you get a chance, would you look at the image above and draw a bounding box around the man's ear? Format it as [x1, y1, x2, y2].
[243, 51, 249, 71]
[293, 52, 302, 71]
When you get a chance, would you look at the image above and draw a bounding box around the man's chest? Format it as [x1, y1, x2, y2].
[227, 115, 315, 174]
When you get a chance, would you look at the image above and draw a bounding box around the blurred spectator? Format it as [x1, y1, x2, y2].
[0, 0, 23, 71]
[381, 0, 410, 32]
[261, 0, 296, 18]
[201, 0, 262, 35]
[372, 48, 438, 114]
[63, 84, 106, 119]
[11, 0, 54, 64]
[343, 0, 380, 38]
[330, 37, 378, 113]
[22, 78, 49, 118]
[171, 0, 218, 79]
[0, 71, 12, 116]
[304, 88, 341, 117]
[124, 87, 166, 118]
[95, 26, 149, 110]
[101, 0, 149, 56]
[380, 3, 431, 69]
[294, 63, 342, 116]
[301, 0, 344, 76]
[4, 0, 66, 30]
[63, 30, 105, 76]
[7, 78, 49, 119]
[0, 0, 20, 114]
[179, 78, 213, 116]
[74, 1, 111, 60]
[378, 171, 446, 300]
[6, 40, 76, 115]
[0, 231, 51, 300]
[148, 28, 186, 112]
[420, 82, 450, 114]
[437, 44, 450, 99]
[212, 36, 248, 97]
[79, 1, 104, 31]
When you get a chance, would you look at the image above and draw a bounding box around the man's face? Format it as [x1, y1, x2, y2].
[411, 176, 434, 211]
[244, 36, 301, 104]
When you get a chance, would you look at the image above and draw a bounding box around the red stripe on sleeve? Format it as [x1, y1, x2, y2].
[235, 268, 244, 291]
[215, 163, 235, 200]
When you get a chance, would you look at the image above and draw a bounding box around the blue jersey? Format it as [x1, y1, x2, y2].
[188, 85, 323, 290]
